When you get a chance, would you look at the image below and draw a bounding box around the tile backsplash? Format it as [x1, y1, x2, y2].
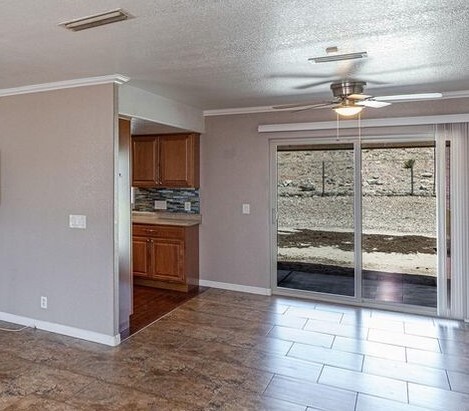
[133, 188, 200, 214]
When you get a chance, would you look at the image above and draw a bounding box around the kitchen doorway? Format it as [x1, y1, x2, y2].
[119, 117, 205, 339]
[271, 136, 451, 315]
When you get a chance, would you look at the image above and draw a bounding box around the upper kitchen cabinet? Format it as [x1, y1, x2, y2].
[132, 136, 159, 187]
[132, 133, 200, 188]
[159, 134, 200, 188]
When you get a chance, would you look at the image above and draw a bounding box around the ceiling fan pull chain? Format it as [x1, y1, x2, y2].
[358, 111, 361, 145]
[336, 112, 340, 141]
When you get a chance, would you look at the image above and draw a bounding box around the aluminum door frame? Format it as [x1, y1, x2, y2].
[270, 135, 442, 316]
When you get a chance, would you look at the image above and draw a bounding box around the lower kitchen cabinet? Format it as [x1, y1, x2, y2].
[132, 223, 199, 292]
[132, 236, 151, 277]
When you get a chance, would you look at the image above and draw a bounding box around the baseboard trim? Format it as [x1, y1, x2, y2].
[199, 280, 272, 296]
[0, 311, 120, 347]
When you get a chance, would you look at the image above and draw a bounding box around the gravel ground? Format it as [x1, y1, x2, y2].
[278, 195, 436, 237]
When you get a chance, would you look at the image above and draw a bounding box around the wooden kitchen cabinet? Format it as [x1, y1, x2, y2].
[132, 137, 159, 187]
[148, 238, 184, 282]
[132, 236, 151, 277]
[132, 223, 199, 292]
[132, 133, 199, 188]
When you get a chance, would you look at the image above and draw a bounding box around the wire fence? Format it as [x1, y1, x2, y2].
[278, 150, 436, 197]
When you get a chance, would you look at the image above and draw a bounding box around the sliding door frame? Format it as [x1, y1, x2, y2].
[270, 134, 446, 316]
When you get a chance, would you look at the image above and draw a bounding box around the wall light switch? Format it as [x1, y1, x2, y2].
[184, 202, 191, 212]
[69, 215, 86, 229]
[242, 203, 250, 214]
[154, 200, 167, 210]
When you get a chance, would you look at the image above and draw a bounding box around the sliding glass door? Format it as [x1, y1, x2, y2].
[361, 143, 437, 308]
[276, 145, 355, 297]
[273, 139, 443, 312]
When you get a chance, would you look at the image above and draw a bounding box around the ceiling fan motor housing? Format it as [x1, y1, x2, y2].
[331, 81, 366, 98]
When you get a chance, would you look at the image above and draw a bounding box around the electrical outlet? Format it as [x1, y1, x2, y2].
[184, 202, 191, 212]
[154, 200, 167, 210]
[40, 296, 48, 309]
[242, 203, 250, 214]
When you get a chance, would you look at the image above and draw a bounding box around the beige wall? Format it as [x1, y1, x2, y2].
[200, 99, 469, 289]
[0, 84, 117, 336]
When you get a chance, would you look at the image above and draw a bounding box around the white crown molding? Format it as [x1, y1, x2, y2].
[0, 74, 130, 98]
[0, 311, 120, 346]
[203, 90, 469, 117]
[203, 105, 277, 116]
[199, 279, 272, 296]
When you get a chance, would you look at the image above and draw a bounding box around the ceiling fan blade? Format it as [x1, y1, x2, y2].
[348, 94, 372, 100]
[272, 101, 327, 110]
[364, 63, 447, 76]
[364, 79, 389, 85]
[295, 80, 335, 90]
[375, 93, 443, 102]
[291, 105, 332, 113]
[357, 100, 392, 108]
[269, 73, 334, 80]
[311, 103, 339, 110]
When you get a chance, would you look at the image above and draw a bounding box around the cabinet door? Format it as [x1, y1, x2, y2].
[132, 236, 150, 277]
[132, 137, 158, 187]
[148, 238, 185, 283]
[159, 134, 198, 188]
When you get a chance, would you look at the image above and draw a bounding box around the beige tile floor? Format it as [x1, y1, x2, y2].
[1, 288, 469, 410]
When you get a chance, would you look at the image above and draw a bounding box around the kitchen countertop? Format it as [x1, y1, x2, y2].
[132, 211, 201, 227]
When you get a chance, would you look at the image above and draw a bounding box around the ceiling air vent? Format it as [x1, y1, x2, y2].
[60, 9, 132, 31]
[309, 51, 368, 63]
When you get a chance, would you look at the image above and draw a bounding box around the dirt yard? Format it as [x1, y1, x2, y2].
[278, 229, 436, 255]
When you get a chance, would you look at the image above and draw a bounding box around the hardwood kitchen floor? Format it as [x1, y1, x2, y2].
[1, 288, 469, 410]
[129, 285, 205, 335]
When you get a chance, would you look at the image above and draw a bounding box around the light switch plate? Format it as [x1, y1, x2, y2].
[184, 202, 191, 212]
[69, 215, 86, 229]
[154, 200, 167, 210]
[242, 204, 250, 214]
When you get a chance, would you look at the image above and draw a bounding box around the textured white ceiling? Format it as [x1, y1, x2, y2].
[2, 0, 469, 109]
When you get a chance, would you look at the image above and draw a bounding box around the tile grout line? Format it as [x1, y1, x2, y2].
[315, 363, 326, 383]
[285, 341, 294, 357]
[445, 369, 452, 391]
[353, 391, 359, 411]
[64, 378, 97, 404]
[261, 373, 276, 395]
[437, 336, 443, 354]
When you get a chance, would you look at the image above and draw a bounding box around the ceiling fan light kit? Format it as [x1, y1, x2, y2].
[333, 105, 364, 116]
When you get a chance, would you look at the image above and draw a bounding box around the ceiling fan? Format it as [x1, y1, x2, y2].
[273, 81, 442, 117]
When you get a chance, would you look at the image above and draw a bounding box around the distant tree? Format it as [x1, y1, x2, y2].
[403, 158, 416, 196]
